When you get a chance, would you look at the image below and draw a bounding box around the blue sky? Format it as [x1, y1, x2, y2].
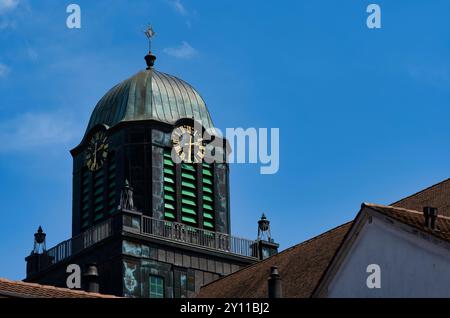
[0, 0, 450, 280]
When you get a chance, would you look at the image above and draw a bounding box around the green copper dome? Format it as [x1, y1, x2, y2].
[86, 69, 214, 134]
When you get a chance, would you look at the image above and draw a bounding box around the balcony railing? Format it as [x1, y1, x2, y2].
[141, 216, 258, 259]
[42, 212, 258, 271]
[46, 218, 113, 264]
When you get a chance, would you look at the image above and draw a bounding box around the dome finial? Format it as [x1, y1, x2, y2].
[144, 24, 157, 69]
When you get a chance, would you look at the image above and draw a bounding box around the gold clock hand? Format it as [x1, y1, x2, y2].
[188, 134, 192, 163]
[93, 143, 97, 168]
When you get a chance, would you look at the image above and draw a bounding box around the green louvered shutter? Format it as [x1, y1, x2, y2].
[92, 168, 105, 222]
[163, 150, 176, 220]
[202, 162, 215, 230]
[181, 163, 197, 225]
[80, 168, 90, 230]
[107, 153, 117, 215]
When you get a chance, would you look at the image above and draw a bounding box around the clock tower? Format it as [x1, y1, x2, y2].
[69, 63, 230, 238]
[24, 44, 277, 297]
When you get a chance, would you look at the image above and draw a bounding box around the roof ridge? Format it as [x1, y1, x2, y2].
[391, 177, 450, 206]
[276, 221, 354, 253]
[199, 221, 354, 291]
[364, 202, 450, 220]
[0, 278, 117, 298]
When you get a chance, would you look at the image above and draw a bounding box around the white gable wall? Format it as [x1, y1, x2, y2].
[327, 213, 450, 297]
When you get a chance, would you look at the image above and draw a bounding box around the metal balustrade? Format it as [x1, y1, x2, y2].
[46, 218, 113, 264]
[141, 216, 258, 259]
[43, 213, 258, 271]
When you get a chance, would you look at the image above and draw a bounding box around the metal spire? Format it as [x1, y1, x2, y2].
[144, 24, 157, 69]
[144, 24, 156, 52]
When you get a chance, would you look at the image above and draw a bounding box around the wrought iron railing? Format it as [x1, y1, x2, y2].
[46, 218, 113, 264]
[141, 216, 258, 259]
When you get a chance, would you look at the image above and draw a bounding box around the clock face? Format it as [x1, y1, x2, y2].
[171, 125, 205, 163]
[86, 131, 109, 171]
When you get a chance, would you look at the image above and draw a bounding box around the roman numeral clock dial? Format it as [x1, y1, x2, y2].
[85, 131, 109, 172]
[172, 125, 205, 163]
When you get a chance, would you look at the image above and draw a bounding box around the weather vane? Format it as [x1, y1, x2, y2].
[144, 24, 156, 52]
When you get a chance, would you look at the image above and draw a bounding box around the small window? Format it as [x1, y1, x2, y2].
[180, 273, 187, 290]
[149, 275, 164, 298]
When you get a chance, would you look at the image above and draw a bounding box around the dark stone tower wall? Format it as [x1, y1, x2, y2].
[70, 121, 231, 237]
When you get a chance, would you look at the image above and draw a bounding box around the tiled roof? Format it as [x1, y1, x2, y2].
[392, 178, 450, 217]
[0, 278, 118, 298]
[365, 202, 450, 243]
[198, 202, 450, 298]
[197, 222, 353, 298]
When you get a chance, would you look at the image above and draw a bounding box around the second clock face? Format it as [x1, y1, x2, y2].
[86, 131, 109, 171]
